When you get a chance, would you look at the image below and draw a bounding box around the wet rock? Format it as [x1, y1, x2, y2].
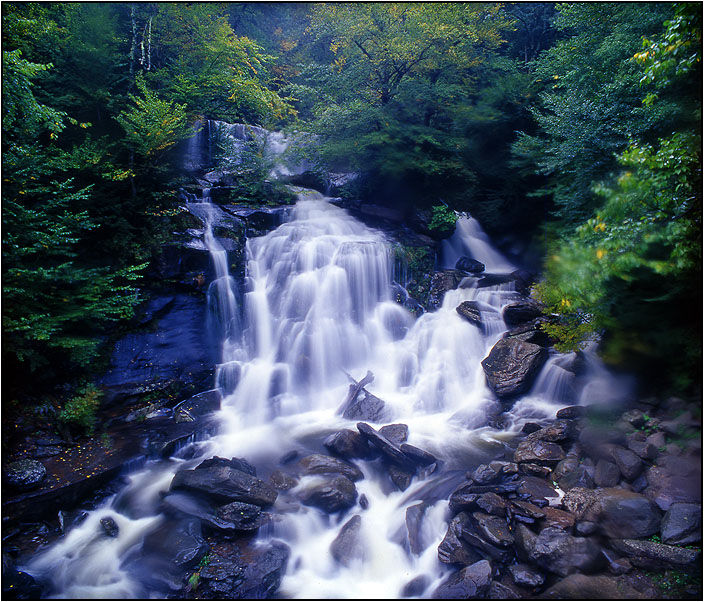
[626, 435, 658, 461]
[100, 516, 119, 537]
[502, 300, 543, 327]
[162, 492, 262, 532]
[389, 465, 414, 491]
[197, 456, 257, 476]
[470, 464, 500, 485]
[298, 454, 363, 482]
[558, 465, 595, 491]
[170, 463, 277, 507]
[488, 580, 523, 599]
[482, 339, 548, 399]
[427, 271, 463, 311]
[508, 563, 545, 589]
[533, 420, 576, 442]
[459, 518, 514, 563]
[198, 540, 289, 599]
[594, 459, 621, 487]
[543, 574, 644, 599]
[405, 502, 429, 555]
[472, 512, 514, 547]
[172, 389, 221, 423]
[475, 492, 507, 516]
[359, 494, 369, 510]
[514, 439, 565, 465]
[401, 575, 429, 597]
[575, 521, 598, 536]
[556, 406, 585, 419]
[438, 513, 483, 566]
[1, 567, 43, 600]
[3, 459, 47, 491]
[511, 500, 545, 522]
[456, 301, 483, 328]
[324, 429, 372, 460]
[456, 257, 485, 273]
[610, 446, 644, 481]
[330, 515, 363, 566]
[341, 388, 389, 422]
[592, 488, 661, 539]
[621, 409, 647, 429]
[299, 475, 357, 513]
[516, 476, 558, 504]
[562, 487, 599, 520]
[379, 423, 409, 446]
[521, 422, 542, 435]
[661, 503, 701, 545]
[644, 454, 701, 511]
[32, 446, 62, 459]
[540, 507, 576, 531]
[400, 443, 437, 466]
[608, 538, 701, 570]
[503, 318, 554, 347]
[269, 470, 298, 491]
[490, 460, 519, 475]
[525, 526, 603, 577]
[357, 422, 414, 468]
[449, 484, 479, 515]
[432, 559, 492, 599]
[519, 463, 551, 478]
[142, 518, 209, 571]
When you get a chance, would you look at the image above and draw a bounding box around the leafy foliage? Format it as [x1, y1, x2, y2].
[58, 383, 102, 435]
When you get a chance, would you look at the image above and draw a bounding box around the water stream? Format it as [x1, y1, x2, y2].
[25, 135, 626, 599]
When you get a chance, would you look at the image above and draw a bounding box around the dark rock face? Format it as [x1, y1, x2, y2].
[162, 492, 262, 532]
[330, 515, 363, 566]
[100, 516, 119, 537]
[405, 503, 429, 555]
[455, 257, 485, 273]
[502, 319, 553, 347]
[198, 541, 289, 599]
[516, 476, 559, 504]
[594, 459, 621, 488]
[299, 475, 357, 513]
[170, 464, 277, 507]
[323, 429, 371, 460]
[608, 538, 701, 570]
[508, 563, 545, 589]
[298, 454, 363, 482]
[101, 294, 216, 407]
[388, 465, 414, 491]
[514, 439, 566, 465]
[502, 301, 543, 328]
[173, 389, 221, 423]
[661, 503, 702, 545]
[432, 560, 492, 599]
[399, 443, 437, 466]
[197, 456, 257, 476]
[356, 423, 414, 469]
[525, 526, 603, 577]
[379, 423, 409, 446]
[481, 338, 548, 399]
[610, 446, 644, 482]
[472, 512, 514, 547]
[3, 459, 47, 491]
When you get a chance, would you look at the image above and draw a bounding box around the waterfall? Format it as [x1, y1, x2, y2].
[25, 140, 627, 599]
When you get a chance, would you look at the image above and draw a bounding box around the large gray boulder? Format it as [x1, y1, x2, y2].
[330, 515, 363, 566]
[298, 454, 363, 482]
[432, 560, 493, 599]
[481, 338, 548, 398]
[661, 503, 702, 545]
[3, 459, 47, 491]
[299, 475, 357, 513]
[522, 526, 603, 577]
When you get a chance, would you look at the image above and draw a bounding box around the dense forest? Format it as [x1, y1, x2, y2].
[2, 1, 701, 418]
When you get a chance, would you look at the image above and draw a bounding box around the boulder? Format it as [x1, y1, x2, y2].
[543, 574, 645, 599]
[610, 446, 644, 482]
[299, 475, 357, 513]
[526, 527, 603, 577]
[405, 502, 429, 555]
[503, 319, 553, 347]
[459, 517, 514, 563]
[198, 541, 289, 599]
[388, 465, 414, 491]
[432, 560, 492, 599]
[455, 257, 485, 273]
[341, 388, 389, 422]
[196, 456, 256, 476]
[660, 503, 701, 545]
[323, 429, 372, 460]
[269, 470, 298, 491]
[170, 464, 277, 507]
[379, 423, 409, 445]
[330, 515, 363, 566]
[357, 422, 414, 468]
[644, 454, 701, 511]
[142, 518, 209, 571]
[472, 512, 514, 547]
[514, 439, 565, 465]
[488, 580, 523, 599]
[298, 454, 363, 482]
[400, 443, 437, 466]
[475, 493, 507, 517]
[594, 459, 621, 488]
[401, 576, 429, 598]
[3, 459, 47, 491]
[508, 563, 545, 589]
[556, 406, 585, 419]
[608, 538, 701, 570]
[100, 516, 119, 537]
[427, 270, 463, 311]
[562, 488, 599, 520]
[448, 484, 479, 516]
[470, 464, 501, 485]
[438, 513, 483, 566]
[456, 301, 483, 329]
[511, 500, 546, 523]
[591, 488, 661, 539]
[557, 466, 595, 491]
[172, 389, 221, 423]
[481, 339, 548, 399]
[162, 492, 263, 532]
[532, 420, 576, 442]
[502, 300, 543, 328]
[540, 507, 576, 531]
[516, 476, 559, 504]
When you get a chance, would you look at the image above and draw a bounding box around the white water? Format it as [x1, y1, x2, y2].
[26, 182, 624, 597]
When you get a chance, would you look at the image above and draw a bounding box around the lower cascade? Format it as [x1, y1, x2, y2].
[26, 188, 628, 599]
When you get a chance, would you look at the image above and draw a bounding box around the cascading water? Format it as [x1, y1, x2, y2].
[25, 146, 624, 599]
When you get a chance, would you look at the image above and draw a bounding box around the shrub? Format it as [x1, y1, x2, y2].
[58, 383, 101, 435]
